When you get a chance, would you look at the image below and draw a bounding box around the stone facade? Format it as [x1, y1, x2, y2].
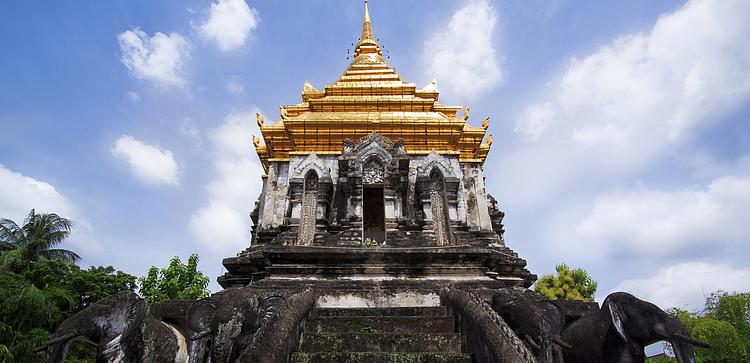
[249, 133, 500, 247]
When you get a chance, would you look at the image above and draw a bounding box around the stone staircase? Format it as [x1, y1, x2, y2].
[291, 306, 472, 363]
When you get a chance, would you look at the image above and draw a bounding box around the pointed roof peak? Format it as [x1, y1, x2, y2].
[353, 0, 383, 62]
[364, 0, 370, 23]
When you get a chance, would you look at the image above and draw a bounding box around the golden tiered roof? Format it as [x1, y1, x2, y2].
[253, 1, 492, 172]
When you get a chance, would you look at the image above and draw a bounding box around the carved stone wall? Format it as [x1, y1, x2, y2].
[249, 133, 499, 248]
[337, 133, 410, 242]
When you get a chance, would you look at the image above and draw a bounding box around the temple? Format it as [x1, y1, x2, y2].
[219, 0, 534, 290]
[44, 3, 709, 362]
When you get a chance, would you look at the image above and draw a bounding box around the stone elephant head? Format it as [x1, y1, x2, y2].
[186, 288, 285, 363]
[561, 292, 709, 363]
[38, 290, 188, 363]
[491, 287, 571, 363]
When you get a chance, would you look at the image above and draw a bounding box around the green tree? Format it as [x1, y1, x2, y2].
[0, 256, 137, 362]
[0, 270, 76, 362]
[704, 291, 750, 348]
[0, 210, 80, 273]
[668, 291, 750, 363]
[25, 259, 137, 311]
[138, 253, 210, 304]
[533, 263, 598, 301]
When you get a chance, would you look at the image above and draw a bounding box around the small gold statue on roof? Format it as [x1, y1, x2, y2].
[252, 135, 261, 148]
[482, 117, 490, 130]
[256, 113, 264, 128]
[485, 134, 493, 147]
[280, 106, 289, 120]
[303, 81, 318, 93]
[462, 107, 470, 121]
[420, 79, 438, 93]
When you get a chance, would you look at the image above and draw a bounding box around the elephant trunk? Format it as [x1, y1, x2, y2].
[671, 340, 697, 363]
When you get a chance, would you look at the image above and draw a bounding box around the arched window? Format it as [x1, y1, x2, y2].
[298, 170, 319, 245]
[429, 168, 452, 245]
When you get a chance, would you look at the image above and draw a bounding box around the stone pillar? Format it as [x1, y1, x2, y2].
[462, 165, 493, 232]
[260, 162, 290, 230]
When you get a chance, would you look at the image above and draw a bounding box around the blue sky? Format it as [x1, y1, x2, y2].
[1, 0, 749, 313]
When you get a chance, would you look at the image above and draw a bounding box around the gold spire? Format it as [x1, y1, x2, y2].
[354, 0, 382, 59]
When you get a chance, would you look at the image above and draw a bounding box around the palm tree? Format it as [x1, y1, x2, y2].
[0, 209, 80, 273]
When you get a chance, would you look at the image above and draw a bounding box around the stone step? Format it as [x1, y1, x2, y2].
[290, 352, 472, 363]
[307, 316, 456, 334]
[313, 306, 448, 317]
[298, 332, 462, 353]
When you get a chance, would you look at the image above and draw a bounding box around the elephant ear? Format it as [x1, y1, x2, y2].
[259, 296, 286, 326]
[188, 297, 217, 333]
[607, 301, 628, 342]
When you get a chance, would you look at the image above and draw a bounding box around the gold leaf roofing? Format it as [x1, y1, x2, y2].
[254, 1, 492, 171]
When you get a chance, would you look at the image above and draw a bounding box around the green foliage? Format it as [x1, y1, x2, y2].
[704, 291, 750, 346]
[0, 209, 80, 273]
[25, 260, 137, 310]
[533, 263, 598, 301]
[138, 253, 210, 304]
[668, 291, 750, 363]
[0, 210, 139, 361]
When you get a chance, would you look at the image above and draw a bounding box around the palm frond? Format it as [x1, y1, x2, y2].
[42, 249, 81, 264]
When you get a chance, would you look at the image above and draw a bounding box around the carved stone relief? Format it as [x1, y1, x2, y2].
[290, 152, 330, 179]
[298, 172, 318, 245]
[429, 170, 452, 246]
[362, 159, 384, 185]
[416, 151, 456, 179]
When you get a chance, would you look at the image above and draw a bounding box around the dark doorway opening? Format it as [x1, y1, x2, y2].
[363, 187, 385, 243]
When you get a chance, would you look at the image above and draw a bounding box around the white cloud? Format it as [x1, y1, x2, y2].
[111, 135, 180, 186]
[126, 91, 141, 103]
[199, 0, 259, 51]
[118, 28, 190, 89]
[0, 165, 104, 257]
[0, 164, 74, 223]
[423, 0, 502, 100]
[226, 76, 245, 94]
[612, 262, 750, 310]
[575, 175, 750, 259]
[189, 108, 264, 256]
[518, 0, 750, 142]
[500, 0, 750, 205]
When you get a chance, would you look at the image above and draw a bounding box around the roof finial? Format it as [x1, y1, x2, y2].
[353, 0, 382, 59]
[364, 0, 370, 23]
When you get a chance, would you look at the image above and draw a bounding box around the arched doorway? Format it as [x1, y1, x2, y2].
[429, 168, 452, 245]
[298, 170, 318, 245]
[362, 159, 386, 244]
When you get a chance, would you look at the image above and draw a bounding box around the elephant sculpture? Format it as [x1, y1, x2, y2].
[561, 292, 710, 363]
[186, 288, 285, 363]
[38, 290, 188, 362]
[491, 287, 571, 363]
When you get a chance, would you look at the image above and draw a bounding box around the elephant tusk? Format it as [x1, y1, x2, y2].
[33, 332, 78, 352]
[672, 333, 711, 349]
[523, 335, 540, 351]
[552, 335, 572, 350]
[190, 329, 212, 341]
